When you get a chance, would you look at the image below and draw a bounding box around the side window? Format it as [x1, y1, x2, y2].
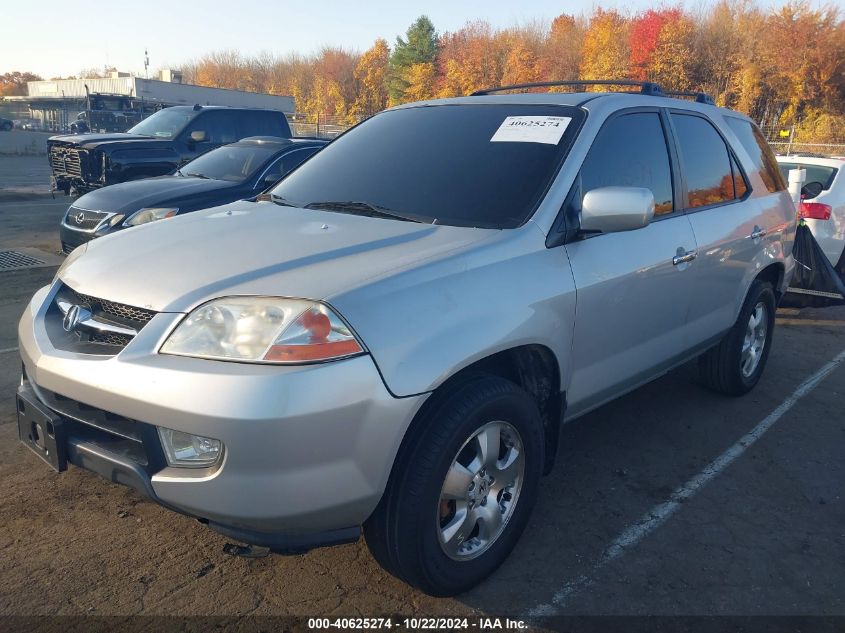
[279, 147, 319, 175]
[259, 148, 319, 188]
[731, 154, 748, 198]
[672, 114, 738, 208]
[578, 112, 674, 215]
[184, 111, 238, 145]
[725, 117, 787, 193]
[238, 111, 292, 138]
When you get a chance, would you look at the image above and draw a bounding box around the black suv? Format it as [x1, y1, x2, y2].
[47, 105, 291, 194]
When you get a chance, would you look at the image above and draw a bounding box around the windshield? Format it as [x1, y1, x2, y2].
[777, 162, 838, 192]
[180, 144, 280, 182]
[128, 109, 195, 138]
[271, 104, 583, 228]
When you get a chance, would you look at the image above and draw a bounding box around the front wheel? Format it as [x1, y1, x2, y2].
[364, 375, 544, 596]
[698, 279, 776, 396]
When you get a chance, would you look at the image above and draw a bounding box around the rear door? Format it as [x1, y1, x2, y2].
[565, 109, 699, 417]
[678, 113, 790, 344]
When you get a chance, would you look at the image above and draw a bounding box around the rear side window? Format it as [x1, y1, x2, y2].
[577, 112, 674, 215]
[198, 111, 239, 144]
[237, 111, 292, 139]
[725, 118, 786, 193]
[777, 163, 838, 192]
[672, 114, 741, 208]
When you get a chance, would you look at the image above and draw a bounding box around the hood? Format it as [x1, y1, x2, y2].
[73, 176, 236, 214]
[49, 133, 170, 151]
[61, 200, 496, 313]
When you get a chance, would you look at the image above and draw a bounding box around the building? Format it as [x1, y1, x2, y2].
[3, 70, 295, 132]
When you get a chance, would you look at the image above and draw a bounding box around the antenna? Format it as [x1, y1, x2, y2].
[144, 49, 150, 79]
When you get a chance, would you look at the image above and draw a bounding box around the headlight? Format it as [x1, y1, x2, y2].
[54, 241, 88, 281]
[157, 427, 223, 468]
[124, 207, 178, 227]
[160, 297, 364, 364]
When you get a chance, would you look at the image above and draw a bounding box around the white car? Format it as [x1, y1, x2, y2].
[777, 156, 845, 267]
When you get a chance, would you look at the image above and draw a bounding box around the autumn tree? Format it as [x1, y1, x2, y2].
[543, 14, 585, 83]
[580, 9, 631, 83]
[629, 9, 681, 81]
[403, 63, 437, 101]
[388, 15, 439, 103]
[350, 39, 390, 118]
[436, 21, 506, 97]
[0, 71, 42, 96]
[649, 14, 696, 91]
[500, 41, 542, 86]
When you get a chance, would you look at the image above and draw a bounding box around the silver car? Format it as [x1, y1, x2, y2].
[17, 82, 796, 596]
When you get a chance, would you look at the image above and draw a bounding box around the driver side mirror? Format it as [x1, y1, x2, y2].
[580, 186, 655, 233]
[189, 130, 207, 143]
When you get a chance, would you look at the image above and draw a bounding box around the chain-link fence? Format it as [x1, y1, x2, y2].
[768, 142, 845, 158]
[285, 113, 364, 139]
[760, 126, 845, 157]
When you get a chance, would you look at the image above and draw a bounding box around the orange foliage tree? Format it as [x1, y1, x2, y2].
[182, 3, 844, 137]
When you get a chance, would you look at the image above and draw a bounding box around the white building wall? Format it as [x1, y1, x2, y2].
[26, 77, 294, 112]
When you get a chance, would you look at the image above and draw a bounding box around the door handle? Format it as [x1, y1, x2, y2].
[672, 250, 697, 266]
[750, 226, 767, 240]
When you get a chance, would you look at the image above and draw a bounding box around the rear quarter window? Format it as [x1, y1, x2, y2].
[237, 111, 292, 139]
[777, 163, 838, 192]
[725, 118, 786, 193]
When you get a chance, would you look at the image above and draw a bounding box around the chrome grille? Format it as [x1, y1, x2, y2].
[64, 287, 156, 329]
[48, 285, 158, 352]
[63, 207, 110, 232]
[89, 331, 134, 347]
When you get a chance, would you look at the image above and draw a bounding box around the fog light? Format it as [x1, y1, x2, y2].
[157, 427, 223, 468]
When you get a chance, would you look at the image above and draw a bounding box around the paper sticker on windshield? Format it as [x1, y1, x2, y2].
[490, 116, 572, 145]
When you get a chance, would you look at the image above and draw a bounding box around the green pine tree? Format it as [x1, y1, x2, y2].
[388, 15, 439, 102]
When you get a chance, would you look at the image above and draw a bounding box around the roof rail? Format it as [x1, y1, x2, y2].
[470, 80, 665, 97]
[662, 91, 715, 105]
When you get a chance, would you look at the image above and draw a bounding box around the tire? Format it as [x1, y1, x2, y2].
[698, 279, 776, 396]
[364, 375, 544, 596]
[1, 122, 11, 131]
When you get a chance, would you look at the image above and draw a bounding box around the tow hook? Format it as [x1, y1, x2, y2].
[222, 542, 271, 558]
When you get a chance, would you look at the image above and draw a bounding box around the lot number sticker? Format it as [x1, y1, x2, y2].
[490, 116, 572, 145]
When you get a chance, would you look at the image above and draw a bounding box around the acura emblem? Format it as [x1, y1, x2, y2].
[62, 305, 90, 332]
[75, 211, 85, 225]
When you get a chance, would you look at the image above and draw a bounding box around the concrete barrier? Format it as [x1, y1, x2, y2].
[0, 130, 54, 156]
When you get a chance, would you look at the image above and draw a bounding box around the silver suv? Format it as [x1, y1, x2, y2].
[17, 81, 796, 596]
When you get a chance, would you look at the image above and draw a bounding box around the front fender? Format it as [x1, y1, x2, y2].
[331, 226, 576, 397]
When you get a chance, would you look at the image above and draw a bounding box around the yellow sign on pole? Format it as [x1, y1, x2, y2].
[779, 129, 791, 138]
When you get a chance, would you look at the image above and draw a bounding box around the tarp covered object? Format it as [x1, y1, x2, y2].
[782, 222, 845, 308]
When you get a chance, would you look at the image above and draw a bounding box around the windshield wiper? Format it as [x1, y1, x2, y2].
[304, 200, 427, 223]
[183, 172, 212, 179]
[270, 194, 297, 207]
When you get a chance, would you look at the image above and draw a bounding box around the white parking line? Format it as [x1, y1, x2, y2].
[526, 348, 845, 617]
[0, 347, 19, 355]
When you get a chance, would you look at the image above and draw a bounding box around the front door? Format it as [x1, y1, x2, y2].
[564, 110, 698, 417]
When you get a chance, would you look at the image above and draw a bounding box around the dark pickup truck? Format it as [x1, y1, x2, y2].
[48, 105, 292, 195]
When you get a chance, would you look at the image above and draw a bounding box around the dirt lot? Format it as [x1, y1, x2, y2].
[0, 190, 843, 623]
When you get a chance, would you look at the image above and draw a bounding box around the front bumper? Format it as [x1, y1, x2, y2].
[18, 283, 427, 549]
[59, 223, 95, 254]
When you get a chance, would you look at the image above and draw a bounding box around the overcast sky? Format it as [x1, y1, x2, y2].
[2, 0, 809, 79]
